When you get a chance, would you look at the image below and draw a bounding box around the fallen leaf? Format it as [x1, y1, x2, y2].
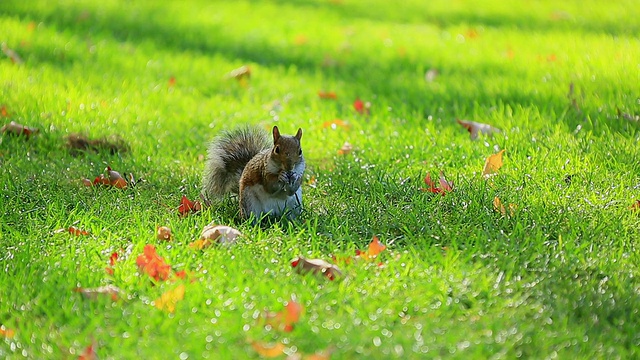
[228, 65, 251, 80]
[482, 150, 505, 179]
[0, 326, 15, 339]
[251, 341, 286, 358]
[264, 298, 304, 332]
[1, 43, 24, 64]
[191, 224, 242, 249]
[105, 251, 118, 275]
[157, 226, 172, 241]
[107, 167, 127, 189]
[178, 195, 202, 216]
[136, 245, 172, 282]
[291, 257, 342, 280]
[337, 142, 353, 155]
[66, 133, 129, 155]
[357, 236, 386, 260]
[69, 226, 90, 236]
[78, 342, 97, 360]
[630, 200, 640, 211]
[74, 285, 121, 301]
[321, 119, 350, 130]
[0, 105, 8, 117]
[82, 178, 93, 187]
[154, 284, 185, 313]
[493, 196, 517, 217]
[1, 121, 39, 138]
[425, 69, 438, 82]
[353, 98, 370, 115]
[318, 91, 337, 100]
[168, 76, 176, 88]
[456, 119, 500, 140]
[421, 172, 453, 195]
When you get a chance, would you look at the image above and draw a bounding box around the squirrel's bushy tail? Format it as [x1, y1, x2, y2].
[202, 126, 270, 199]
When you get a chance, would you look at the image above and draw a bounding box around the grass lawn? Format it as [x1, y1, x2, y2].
[1, 0, 640, 358]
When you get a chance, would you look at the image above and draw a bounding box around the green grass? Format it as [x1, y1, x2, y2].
[1, 0, 640, 358]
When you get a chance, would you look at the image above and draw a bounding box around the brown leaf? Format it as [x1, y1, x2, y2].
[74, 285, 121, 301]
[421, 172, 453, 195]
[228, 65, 251, 80]
[456, 119, 500, 140]
[66, 133, 129, 155]
[318, 91, 337, 100]
[194, 224, 243, 248]
[1, 43, 24, 64]
[482, 150, 505, 178]
[337, 142, 353, 155]
[291, 257, 342, 280]
[630, 200, 640, 212]
[156, 226, 172, 241]
[1, 121, 39, 138]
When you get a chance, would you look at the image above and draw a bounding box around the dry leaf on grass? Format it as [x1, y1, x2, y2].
[291, 257, 342, 280]
[1, 121, 38, 137]
[263, 298, 303, 332]
[77, 341, 97, 360]
[54, 226, 90, 236]
[493, 196, 517, 217]
[353, 98, 370, 115]
[1, 43, 23, 64]
[156, 226, 172, 241]
[482, 150, 505, 179]
[190, 224, 243, 249]
[136, 245, 172, 282]
[421, 172, 453, 195]
[74, 285, 121, 301]
[154, 284, 185, 313]
[227, 65, 251, 80]
[251, 341, 286, 358]
[356, 236, 387, 260]
[456, 119, 500, 140]
[321, 119, 350, 130]
[630, 200, 640, 212]
[318, 91, 337, 99]
[66, 133, 129, 155]
[178, 195, 202, 216]
[337, 142, 353, 155]
[0, 326, 15, 339]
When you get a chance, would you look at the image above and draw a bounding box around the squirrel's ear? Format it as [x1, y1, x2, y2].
[295, 128, 302, 140]
[272, 126, 280, 143]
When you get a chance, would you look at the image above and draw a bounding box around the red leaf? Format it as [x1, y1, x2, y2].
[68, 226, 90, 236]
[168, 76, 176, 88]
[421, 172, 453, 195]
[178, 195, 202, 216]
[78, 342, 97, 360]
[136, 245, 172, 282]
[109, 252, 118, 266]
[353, 98, 370, 115]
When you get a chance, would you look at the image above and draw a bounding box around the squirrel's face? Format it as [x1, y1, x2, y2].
[272, 136, 303, 171]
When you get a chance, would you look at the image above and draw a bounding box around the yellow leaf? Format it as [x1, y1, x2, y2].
[493, 196, 517, 217]
[250, 341, 286, 358]
[154, 284, 185, 313]
[483, 149, 505, 178]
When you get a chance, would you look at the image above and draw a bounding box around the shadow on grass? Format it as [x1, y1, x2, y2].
[2, 0, 629, 135]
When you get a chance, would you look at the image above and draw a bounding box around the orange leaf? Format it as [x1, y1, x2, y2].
[264, 298, 304, 332]
[358, 236, 386, 260]
[456, 119, 500, 140]
[291, 257, 342, 280]
[178, 195, 202, 216]
[0, 105, 8, 117]
[321, 119, 350, 130]
[318, 91, 337, 99]
[168, 76, 176, 88]
[630, 200, 640, 211]
[251, 341, 286, 358]
[493, 196, 516, 217]
[68, 226, 90, 236]
[0, 326, 15, 339]
[136, 245, 172, 282]
[154, 284, 185, 313]
[156, 226, 172, 241]
[107, 166, 127, 188]
[482, 150, 505, 178]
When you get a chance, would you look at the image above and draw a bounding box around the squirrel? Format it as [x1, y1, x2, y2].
[202, 125, 305, 221]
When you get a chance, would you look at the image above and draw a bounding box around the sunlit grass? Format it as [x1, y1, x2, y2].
[1, 0, 639, 359]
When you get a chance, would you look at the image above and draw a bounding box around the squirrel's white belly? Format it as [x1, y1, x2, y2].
[244, 185, 302, 219]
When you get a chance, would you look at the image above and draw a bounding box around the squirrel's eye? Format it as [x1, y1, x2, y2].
[299, 149, 302, 155]
[274, 145, 280, 154]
